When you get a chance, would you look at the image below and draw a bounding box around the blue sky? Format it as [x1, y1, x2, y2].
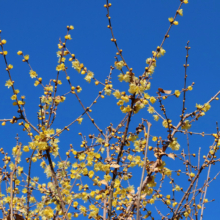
[0, 0, 220, 219]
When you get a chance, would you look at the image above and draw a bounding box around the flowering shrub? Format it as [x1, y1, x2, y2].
[0, 0, 220, 219]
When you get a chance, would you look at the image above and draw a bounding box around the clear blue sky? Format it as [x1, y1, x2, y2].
[0, 0, 220, 219]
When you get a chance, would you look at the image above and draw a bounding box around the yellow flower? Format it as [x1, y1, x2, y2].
[196, 103, 203, 110]
[184, 212, 189, 217]
[189, 172, 195, 178]
[169, 138, 180, 151]
[181, 120, 191, 130]
[123, 73, 131, 82]
[114, 60, 124, 70]
[153, 115, 159, 121]
[147, 106, 154, 114]
[79, 205, 86, 214]
[65, 34, 72, 40]
[14, 89, 20, 94]
[175, 90, 180, 97]
[34, 80, 40, 86]
[150, 97, 156, 104]
[203, 103, 211, 112]
[168, 17, 174, 23]
[24, 54, 29, 61]
[11, 94, 17, 100]
[156, 47, 166, 58]
[104, 174, 111, 182]
[43, 207, 54, 218]
[197, 205, 201, 209]
[173, 185, 181, 191]
[17, 51, 23, 55]
[177, 9, 183, 16]
[173, 21, 179, 25]
[77, 86, 82, 93]
[69, 25, 74, 30]
[113, 90, 121, 99]
[7, 64, 13, 70]
[188, 85, 193, 90]
[164, 168, 172, 176]
[204, 198, 208, 203]
[56, 63, 65, 71]
[152, 136, 157, 142]
[5, 79, 13, 88]
[29, 70, 38, 78]
[1, 39, 6, 44]
[77, 117, 83, 124]
[22, 188, 27, 194]
[23, 146, 29, 152]
[84, 70, 94, 83]
[183, 0, 188, 4]
[128, 83, 137, 94]
[162, 120, 168, 128]
[118, 73, 124, 82]
[121, 95, 129, 103]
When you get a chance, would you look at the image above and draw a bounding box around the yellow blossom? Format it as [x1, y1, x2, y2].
[181, 120, 191, 130]
[7, 64, 13, 70]
[23, 146, 29, 152]
[65, 34, 72, 40]
[203, 103, 211, 112]
[1, 39, 6, 44]
[32, 157, 37, 162]
[113, 90, 121, 99]
[162, 120, 168, 128]
[114, 60, 124, 70]
[11, 94, 17, 100]
[169, 138, 180, 151]
[177, 9, 183, 16]
[150, 96, 156, 104]
[188, 85, 193, 90]
[24, 55, 29, 61]
[175, 90, 181, 97]
[153, 115, 159, 121]
[168, 17, 174, 23]
[5, 79, 13, 88]
[173, 185, 181, 191]
[164, 168, 172, 176]
[34, 80, 40, 86]
[29, 70, 38, 78]
[17, 51, 23, 55]
[147, 106, 154, 114]
[84, 70, 94, 83]
[189, 172, 195, 178]
[172, 202, 178, 207]
[77, 117, 83, 124]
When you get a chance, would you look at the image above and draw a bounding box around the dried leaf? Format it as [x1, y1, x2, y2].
[158, 88, 172, 94]
[163, 90, 172, 94]
[110, 164, 120, 169]
[99, 179, 108, 186]
[167, 153, 175, 160]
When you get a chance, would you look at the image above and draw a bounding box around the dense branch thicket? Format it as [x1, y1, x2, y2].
[0, 0, 219, 220]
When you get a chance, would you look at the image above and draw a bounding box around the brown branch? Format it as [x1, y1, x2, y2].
[136, 120, 151, 220]
[107, 95, 135, 220]
[10, 143, 21, 220]
[46, 150, 69, 220]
